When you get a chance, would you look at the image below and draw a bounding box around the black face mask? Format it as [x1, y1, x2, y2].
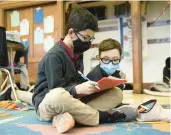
[73, 38, 91, 54]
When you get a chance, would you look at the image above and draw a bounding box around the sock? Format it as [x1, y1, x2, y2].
[99, 111, 110, 123]
[99, 110, 125, 124]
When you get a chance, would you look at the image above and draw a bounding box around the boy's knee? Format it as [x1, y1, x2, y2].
[45, 88, 71, 104]
[110, 87, 123, 103]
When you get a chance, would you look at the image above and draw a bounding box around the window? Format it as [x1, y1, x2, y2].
[87, 6, 106, 20]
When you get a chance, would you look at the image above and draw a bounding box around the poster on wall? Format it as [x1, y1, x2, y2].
[92, 19, 120, 45]
[122, 16, 148, 59]
[44, 16, 54, 33]
[34, 27, 44, 44]
[34, 7, 44, 24]
[10, 11, 20, 27]
[20, 19, 29, 36]
[44, 36, 54, 53]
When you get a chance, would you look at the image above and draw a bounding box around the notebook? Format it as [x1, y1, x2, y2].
[97, 77, 127, 90]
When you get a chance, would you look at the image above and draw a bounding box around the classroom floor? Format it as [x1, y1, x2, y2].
[123, 90, 170, 105]
[0, 91, 170, 135]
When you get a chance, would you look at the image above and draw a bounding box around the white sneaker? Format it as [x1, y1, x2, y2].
[137, 99, 171, 122]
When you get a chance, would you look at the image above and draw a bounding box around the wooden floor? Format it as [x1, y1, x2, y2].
[123, 90, 170, 105]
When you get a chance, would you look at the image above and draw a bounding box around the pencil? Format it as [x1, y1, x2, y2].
[78, 71, 100, 90]
[140, 105, 150, 110]
[165, 76, 171, 81]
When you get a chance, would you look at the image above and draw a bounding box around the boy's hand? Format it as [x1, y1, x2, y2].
[75, 81, 99, 96]
[121, 72, 126, 79]
[119, 71, 126, 79]
[108, 76, 120, 80]
[108, 73, 126, 80]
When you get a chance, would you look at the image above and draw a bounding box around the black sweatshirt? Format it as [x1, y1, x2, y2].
[79, 64, 125, 104]
[32, 42, 84, 111]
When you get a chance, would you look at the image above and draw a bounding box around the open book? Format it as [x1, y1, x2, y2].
[97, 77, 127, 90]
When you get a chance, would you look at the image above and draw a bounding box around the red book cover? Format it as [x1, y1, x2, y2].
[97, 77, 127, 90]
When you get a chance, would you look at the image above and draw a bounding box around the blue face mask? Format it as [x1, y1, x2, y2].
[100, 62, 119, 75]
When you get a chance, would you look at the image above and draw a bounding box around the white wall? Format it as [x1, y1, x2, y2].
[143, 1, 170, 82]
[83, 1, 170, 83]
[146, 1, 170, 21]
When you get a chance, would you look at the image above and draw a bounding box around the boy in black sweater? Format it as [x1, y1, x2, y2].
[32, 8, 137, 134]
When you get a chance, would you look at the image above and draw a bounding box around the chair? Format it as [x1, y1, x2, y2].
[0, 26, 27, 101]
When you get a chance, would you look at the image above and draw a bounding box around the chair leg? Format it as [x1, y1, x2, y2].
[0, 68, 18, 101]
[1, 76, 8, 90]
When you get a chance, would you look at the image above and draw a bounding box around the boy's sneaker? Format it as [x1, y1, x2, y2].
[112, 106, 138, 122]
[52, 112, 75, 133]
[103, 106, 138, 123]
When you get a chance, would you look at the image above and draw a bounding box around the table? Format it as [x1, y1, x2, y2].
[7, 40, 24, 82]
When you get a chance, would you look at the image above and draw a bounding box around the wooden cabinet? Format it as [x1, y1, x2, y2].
[0, 1, 65, 83]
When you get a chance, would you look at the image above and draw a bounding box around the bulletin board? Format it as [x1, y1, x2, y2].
[6, 3, 58, 59]
[4, 1, 64, 83]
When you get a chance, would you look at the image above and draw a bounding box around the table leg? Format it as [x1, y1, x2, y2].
[10, 48, 14, 82]
[9, 49, 19, 101]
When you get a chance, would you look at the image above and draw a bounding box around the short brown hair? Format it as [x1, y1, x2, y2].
[98, 38, 122, 56]
[67, 8, 98, 32]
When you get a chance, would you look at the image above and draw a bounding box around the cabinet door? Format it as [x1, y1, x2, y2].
[5, 2, 61, 83]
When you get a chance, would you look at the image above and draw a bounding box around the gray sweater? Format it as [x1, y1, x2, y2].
[32, 42, 84, 111]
